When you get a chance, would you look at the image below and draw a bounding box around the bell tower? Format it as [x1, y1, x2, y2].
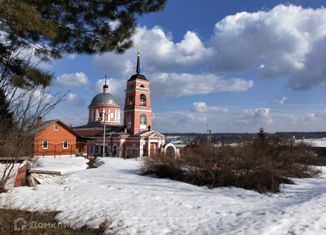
[124, 52, 152, 134]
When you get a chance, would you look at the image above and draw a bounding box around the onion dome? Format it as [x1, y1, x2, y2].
[89, 93, 119, 106]
[89, 79, 119, 107]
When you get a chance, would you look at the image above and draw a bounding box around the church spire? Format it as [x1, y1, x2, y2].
[136, 51, 140, 74]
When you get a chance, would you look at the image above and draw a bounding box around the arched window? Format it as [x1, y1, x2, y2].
[98, 109, 103, 121]
[126, 114, 131, 129]
[140, 85, 145, 88]
[140, 94, 146, 106]
[140, 114, 147, 130]
[128, 95, 133, 105]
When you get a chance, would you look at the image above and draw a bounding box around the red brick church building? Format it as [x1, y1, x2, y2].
[73, 53, 165, 158]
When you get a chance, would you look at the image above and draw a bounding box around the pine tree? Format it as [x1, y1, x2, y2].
[254, 127, 269, 148]
[257, 127, 267, 140]
[0, 0, 166, 88]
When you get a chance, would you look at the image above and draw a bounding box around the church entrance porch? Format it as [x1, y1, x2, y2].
[150, 143, 158, 158]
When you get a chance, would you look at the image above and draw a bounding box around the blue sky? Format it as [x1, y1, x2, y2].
[46, 0, 326, 133]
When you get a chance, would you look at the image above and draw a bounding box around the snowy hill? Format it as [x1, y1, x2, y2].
[0, 158, 326, 234]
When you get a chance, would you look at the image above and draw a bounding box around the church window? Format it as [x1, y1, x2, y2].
[98, 110, 103, 121]
[129, 95, 133, 105]
[140, 94, 146, 106]
[126, 114, 131, 129]
[140, 114, 147, 130]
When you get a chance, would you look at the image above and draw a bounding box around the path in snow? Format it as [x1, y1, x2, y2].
[0, 158, 326, 235]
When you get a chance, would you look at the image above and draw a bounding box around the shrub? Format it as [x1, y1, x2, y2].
[142, 137, 321, 193]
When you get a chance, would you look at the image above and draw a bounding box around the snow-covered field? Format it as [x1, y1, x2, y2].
[296, 138, 326, 148]
[1, 158, 326, 235]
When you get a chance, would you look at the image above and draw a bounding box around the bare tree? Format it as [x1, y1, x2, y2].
[0, 52, 64, 192]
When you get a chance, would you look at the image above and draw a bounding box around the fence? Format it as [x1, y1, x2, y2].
[34, 142, 86, 158]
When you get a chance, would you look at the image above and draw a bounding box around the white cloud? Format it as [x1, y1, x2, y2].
[274, 97, 288, 105]
[288, 37, 326, 89]
[151, 73, 253, 97]
[154, 107, 274, 133]
[191, 102, 228, 113]
[94, 78, 125, 105]
[33, 89, 54, 103]
[53, 72, 89, 88]
[67, 93, 85, 106]
[303, 113, 318, 122]
[153, 112, 209, 133]
[134, 27, 211, 72]
[290, 108, 326, 125]
[92, 25, 255, 98]
[238, 108, 273, 125]
[93, 26, 211, 76]
[92, 72, 253, 99]
[209, 4, 326, 89]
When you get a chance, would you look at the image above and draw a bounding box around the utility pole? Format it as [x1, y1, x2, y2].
[99, 111, 107, 158]
[206, 121, 212, 146]
[103, 115, 106, 158]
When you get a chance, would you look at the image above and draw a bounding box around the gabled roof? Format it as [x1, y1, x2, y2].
[33, 119, 80, 137]
[135, 130, 165, 139]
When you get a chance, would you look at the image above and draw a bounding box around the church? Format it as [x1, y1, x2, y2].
[73, 53, 165, 158]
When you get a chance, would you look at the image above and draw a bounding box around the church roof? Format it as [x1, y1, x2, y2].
[89, 93, 119, 107]
[134, 130, 165, 138]
[73, 123, 124, 131]
[32, 119, 80, 137]
[128, 73, 148, 81]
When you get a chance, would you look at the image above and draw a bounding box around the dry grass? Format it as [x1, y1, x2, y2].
[142, 138, 321, 193]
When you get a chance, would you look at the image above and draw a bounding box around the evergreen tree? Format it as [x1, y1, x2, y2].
[0, 0, 166, 88]
[254, 127, 269, 148]
[257, 127, 267, 140]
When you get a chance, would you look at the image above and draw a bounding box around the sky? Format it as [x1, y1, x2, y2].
[45, 0, 326, 133]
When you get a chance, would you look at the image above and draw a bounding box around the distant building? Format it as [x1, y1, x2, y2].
[73, 53, 165, 158]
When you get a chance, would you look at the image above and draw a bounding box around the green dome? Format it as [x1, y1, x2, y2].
[90, 93, 119, 106]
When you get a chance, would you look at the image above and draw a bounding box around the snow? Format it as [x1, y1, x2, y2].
[32, 157, 88, 174]
[296, 138, 326, 148]
[1, 158, 326, 234]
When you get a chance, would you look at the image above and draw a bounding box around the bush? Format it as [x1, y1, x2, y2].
[142, 138, 321, 193]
